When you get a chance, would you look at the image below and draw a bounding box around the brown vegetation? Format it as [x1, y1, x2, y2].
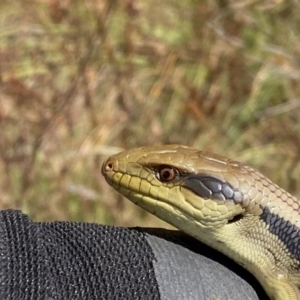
[1, 0, 300, 228]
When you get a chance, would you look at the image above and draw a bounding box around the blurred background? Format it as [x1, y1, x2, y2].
[1, 0, 300, 228]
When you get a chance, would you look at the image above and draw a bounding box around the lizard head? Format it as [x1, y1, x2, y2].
[102, 144, 264, 232]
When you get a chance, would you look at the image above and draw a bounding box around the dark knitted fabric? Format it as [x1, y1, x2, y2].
[0, 209, 269, 300]
[0, 210, 160, 300]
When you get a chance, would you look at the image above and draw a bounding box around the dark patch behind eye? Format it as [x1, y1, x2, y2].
[182, 174, 237, 202]
[184, 178, 212, 198]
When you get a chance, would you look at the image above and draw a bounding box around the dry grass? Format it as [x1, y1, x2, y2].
[1, 0, 300, 228]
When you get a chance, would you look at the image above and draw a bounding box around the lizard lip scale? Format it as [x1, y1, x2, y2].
[102, 144, 300, 300]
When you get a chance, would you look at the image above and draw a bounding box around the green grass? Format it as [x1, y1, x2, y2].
[0, 0, 300, 228]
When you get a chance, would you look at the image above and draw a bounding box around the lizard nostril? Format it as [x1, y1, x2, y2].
[107, 161, 113, 170]
[101, 157, 118, 177]
[102, 158, 116, 176]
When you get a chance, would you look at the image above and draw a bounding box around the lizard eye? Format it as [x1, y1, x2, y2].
[156, 165, 178, 182]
